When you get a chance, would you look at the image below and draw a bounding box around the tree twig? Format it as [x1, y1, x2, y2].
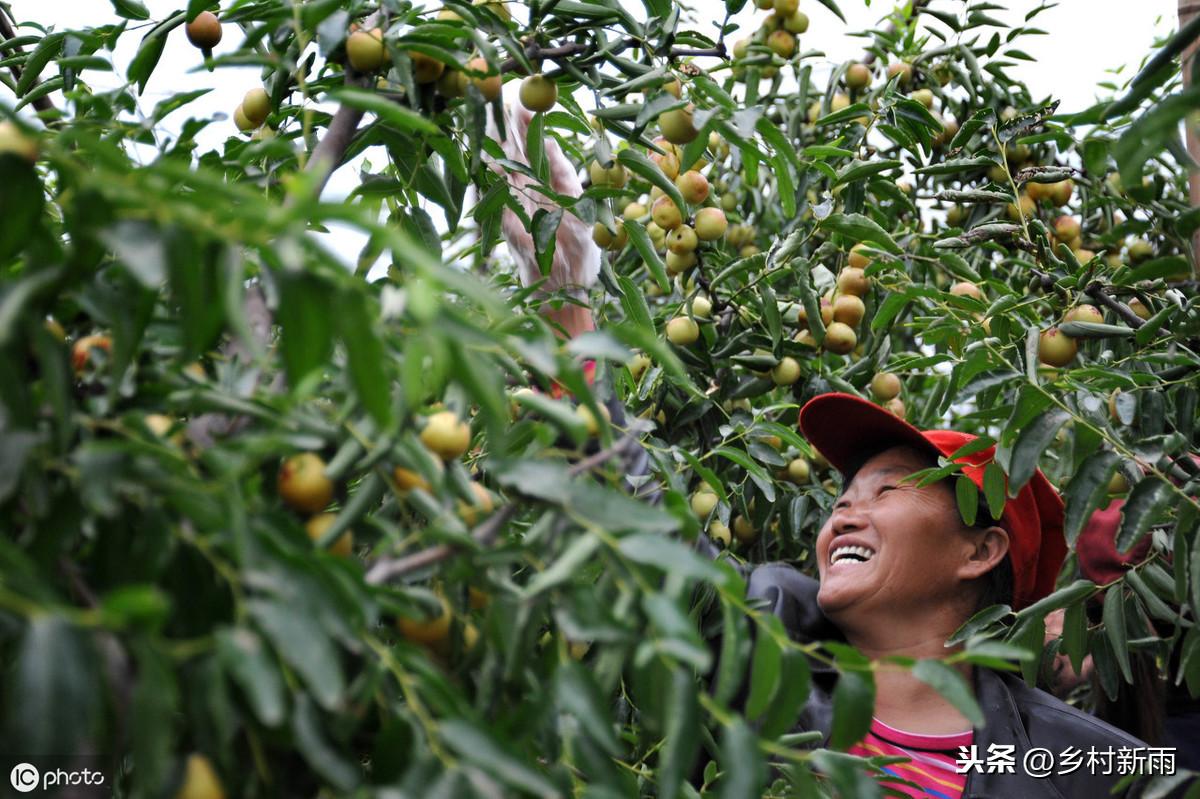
[499, 42, 590, 74]
[364, 432, 641, 585]
[1084, 281, 1147, 329]
[669, 45, 727, 59]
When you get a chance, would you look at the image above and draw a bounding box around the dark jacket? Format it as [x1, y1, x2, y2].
[734, 558, 1152, 798]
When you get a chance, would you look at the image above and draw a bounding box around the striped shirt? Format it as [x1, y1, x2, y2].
[847, 718, 973, 799]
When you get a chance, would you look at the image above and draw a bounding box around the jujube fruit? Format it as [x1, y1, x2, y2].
[1063, 304, 1103, 325]
[411, 51, 446, 84]
[659, 105, 698, 145]
[1037, 327, 1077, 367]
[519, 73, 558, 112]
[0, 120, 38, 161]
[346, 28, 387, 73]
[694, 207, 728, 240]
[666, 316, 700, 345]
[278, 453, 334, 513]
[185, 11, 223, 50]
[174, 753, 225, 799]
[822, 322, 857, 354]
[420, 410, 471, 460]
[675, 170, 709, 204]
[241, 88, 271, 126]
[870, 372, 902, 401]
[305, 513, 354, 557]
[467, 57, 502, 101]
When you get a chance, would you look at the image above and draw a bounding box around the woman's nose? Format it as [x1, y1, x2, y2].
[830, 501, 865, 534]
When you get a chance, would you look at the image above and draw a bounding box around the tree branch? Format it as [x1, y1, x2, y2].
[188, 70, 374, 447]
[364, 433, 641, 585]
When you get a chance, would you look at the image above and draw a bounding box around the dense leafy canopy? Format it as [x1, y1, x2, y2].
[1, 0, 1199, 796]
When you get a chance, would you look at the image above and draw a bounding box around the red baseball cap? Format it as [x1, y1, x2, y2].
[1076, 499, 1148, 586]
[798, 392, 1066, 610]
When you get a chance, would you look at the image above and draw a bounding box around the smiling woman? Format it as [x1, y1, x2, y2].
[716, 392, 1150, 799]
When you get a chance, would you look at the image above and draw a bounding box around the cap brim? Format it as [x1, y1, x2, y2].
[798, 393, 942, 476]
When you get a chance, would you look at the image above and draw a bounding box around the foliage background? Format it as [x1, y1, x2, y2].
[1, 0, 1199, 797]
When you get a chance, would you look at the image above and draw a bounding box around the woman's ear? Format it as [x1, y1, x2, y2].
[958, 525, 1010, 581]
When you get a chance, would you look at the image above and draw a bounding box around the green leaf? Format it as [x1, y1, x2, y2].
[1125, 570, 1177, 623]
[1124, 255, 1192, 284]
[249, 599, 345, 712]
[440, 720, 561, 799]
[811, 0, 845, 22]
[714, 593, 751, 705]
[328, 87, 441, 135]
[1102, 585, 1132, 683]
[187, 0, 216, 21]
[718, 720, 766, 799]
[816, 102, 872, 127]
[617, 149, 687, 212]
[912, 660, 984, 727]
[556, 661, 620, 755]
[623, 219, 669, 292]
[276, 270, 335, 388]
[129, 640, 178, 793]
[15, 32, 64, 96]
[916, 155, 999, 176]
[659, 666, 700, 799]
[128, 19, 178, 94]
[744, 627, 782, 720]
[619, 533, 725, 584]
[1116, 86, 1200, 187]
[1062, 600, 1088, 675]
[292, 695, 361, 792]
[217, 628, 286, 727]
[531, 208, 561, 277]
[335, 290, 392, 427]
[110, 0, 151, 19]
[820, 213, 902, 254]
[4, 616, 98, 758]
[759, 648, 811, 739]
[1007, 408, 1070, 494]
[1015, 579, 1096, 623]
[1116, 476, 1171, 553]
[834, 159, 903, 187]
[955, 473, 979, 527]
[0, 156, 44, 263]
[828, 669, 874, 750]
[524, 533, 602, 596]
[982, 462, 1007, 521]
[1063, 450, 1120, 545]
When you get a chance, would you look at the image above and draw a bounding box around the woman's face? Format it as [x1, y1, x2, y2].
[814, 446, 995, 629]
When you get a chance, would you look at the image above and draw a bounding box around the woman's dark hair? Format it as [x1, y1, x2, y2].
[971, 500, 1014, 612]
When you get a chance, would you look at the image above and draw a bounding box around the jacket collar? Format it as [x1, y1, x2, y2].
[963, 668, 1063, 799]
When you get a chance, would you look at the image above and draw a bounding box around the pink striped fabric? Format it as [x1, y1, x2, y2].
[847, 718, 973, 799]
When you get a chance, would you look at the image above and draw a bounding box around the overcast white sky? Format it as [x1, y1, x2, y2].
[4, 0, 1179, 273]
